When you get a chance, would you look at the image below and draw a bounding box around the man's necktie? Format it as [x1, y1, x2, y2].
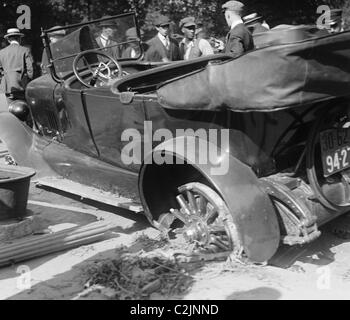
[165, 38, 170, 50]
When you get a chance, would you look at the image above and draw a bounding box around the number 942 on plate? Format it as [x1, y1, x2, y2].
[320, 128, 350, 177]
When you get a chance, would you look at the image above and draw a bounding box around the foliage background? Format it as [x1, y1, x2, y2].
[0, 0, 349, 61]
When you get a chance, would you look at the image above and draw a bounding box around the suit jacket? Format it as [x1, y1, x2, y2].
[95, 36, 121, 60]
[225, 23, 254, 58]
[144, 35, 181, 62]
[0, 43, 34, 95]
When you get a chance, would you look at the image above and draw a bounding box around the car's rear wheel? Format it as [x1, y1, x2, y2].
[166, 182, 242, 256]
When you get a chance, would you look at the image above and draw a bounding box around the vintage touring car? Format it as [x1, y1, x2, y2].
[1, 12, 350, 263]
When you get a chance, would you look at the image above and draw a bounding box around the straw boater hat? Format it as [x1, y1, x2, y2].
[243, 13, 263, 25]
[328, 9, 343, 26]
[4, 28, 24, 39]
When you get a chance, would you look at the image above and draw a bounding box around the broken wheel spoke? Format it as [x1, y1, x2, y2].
[170, 208, 188, 224]
[208, 225, 227, 233]
[204, 204, 218, 222]
[197, 195, 207, 216]
[186, 191, 198, 215]
[176, 195, 192, 215]
[210, 236, 230, 251]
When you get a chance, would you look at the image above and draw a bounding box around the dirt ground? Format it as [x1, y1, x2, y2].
[1, 142, 350, 300]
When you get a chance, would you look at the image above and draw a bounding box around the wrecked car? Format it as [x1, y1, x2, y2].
[1, 12, 350, 263]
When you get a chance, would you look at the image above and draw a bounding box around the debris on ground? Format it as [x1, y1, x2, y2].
[84, 249, 195, 300]
[82, 233, 253, 300]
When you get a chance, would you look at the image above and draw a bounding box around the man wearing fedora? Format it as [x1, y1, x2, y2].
[95, 16, 120, 60]
[144, 15, 181, 62]
[41, 26, 66, 74]
[179, 16, 213, 60]
[0, 28, 34, 104]
[222, 1, 254, 58]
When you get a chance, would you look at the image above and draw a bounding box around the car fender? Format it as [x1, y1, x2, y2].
[0, 112, 55, 178]
[139, 135, 280, 262]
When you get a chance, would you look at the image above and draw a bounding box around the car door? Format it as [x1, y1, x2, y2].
[81, 87, 148, 172]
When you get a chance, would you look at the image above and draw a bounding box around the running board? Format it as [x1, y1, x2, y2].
[35, 176, 143, 213]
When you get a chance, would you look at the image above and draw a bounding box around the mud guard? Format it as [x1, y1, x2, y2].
[0, 112, 56, 178]
[139, 136, 280, 263]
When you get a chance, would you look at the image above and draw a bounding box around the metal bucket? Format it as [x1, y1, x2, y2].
[0, 165, 36, 221]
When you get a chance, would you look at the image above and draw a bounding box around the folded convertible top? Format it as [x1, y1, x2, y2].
[157, 30, 350, 112]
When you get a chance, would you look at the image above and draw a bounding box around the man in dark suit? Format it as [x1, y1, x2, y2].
[0, 28, 34, 104]
[144, 15, 181, 62]
[222, 1, 254, 58]
[95, 16, 120, 60]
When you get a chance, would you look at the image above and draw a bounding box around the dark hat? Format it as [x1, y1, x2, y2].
[4, 28, 24, 39]
[179, 16, 196, 29]
[47, 26, 66, 37]
[222, 1, 244, 13]
[329, 9, 342, 25]
[243, 13, 263, 25]
[125, 27, 144, 40]
[99, 16, 117, 28]
[154, 15, 171, 27]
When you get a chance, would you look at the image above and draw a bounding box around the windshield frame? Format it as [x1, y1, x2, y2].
[41, 11, 143, 82]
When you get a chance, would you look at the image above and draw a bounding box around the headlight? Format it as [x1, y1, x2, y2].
[8, 100, 30, 121]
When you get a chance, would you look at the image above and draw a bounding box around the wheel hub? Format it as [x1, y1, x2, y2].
[182, 216, 210, 246]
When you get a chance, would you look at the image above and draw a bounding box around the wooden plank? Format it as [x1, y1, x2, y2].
[0, 221, 117, 266]
[35, 177, 143, 213]
[27, 200, 138, 229]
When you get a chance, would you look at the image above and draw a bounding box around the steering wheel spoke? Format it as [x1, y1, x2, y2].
[73, 50, 123, 88]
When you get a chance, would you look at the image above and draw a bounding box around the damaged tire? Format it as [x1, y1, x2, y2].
[165, 182, 242, 256]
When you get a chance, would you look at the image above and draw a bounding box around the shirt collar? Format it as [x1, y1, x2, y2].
[100, 34, 109, 41]
[9, 40, 20, 45]
[181, 38, 194, 45]
[231, 18, 243, 29]
[158, 33, 168, 42]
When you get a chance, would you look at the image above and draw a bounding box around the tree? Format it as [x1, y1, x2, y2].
[0, 0, 349, 62]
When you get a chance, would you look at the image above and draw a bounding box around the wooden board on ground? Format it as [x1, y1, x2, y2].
[35, 176, 144, 213]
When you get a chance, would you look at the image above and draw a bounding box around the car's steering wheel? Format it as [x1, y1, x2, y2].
[73, 50, 123, 88]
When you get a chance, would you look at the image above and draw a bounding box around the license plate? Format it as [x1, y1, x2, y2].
[320, 128, 350, 177]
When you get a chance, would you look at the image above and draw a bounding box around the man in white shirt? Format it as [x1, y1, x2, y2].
[179, 16, 213, 60]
